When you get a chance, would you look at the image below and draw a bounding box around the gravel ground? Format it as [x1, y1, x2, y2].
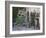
[12, 24, 40, 31]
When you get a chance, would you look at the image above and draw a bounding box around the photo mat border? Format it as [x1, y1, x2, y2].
[10, 4, 43, 34]
[5, 1, 45, 37]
